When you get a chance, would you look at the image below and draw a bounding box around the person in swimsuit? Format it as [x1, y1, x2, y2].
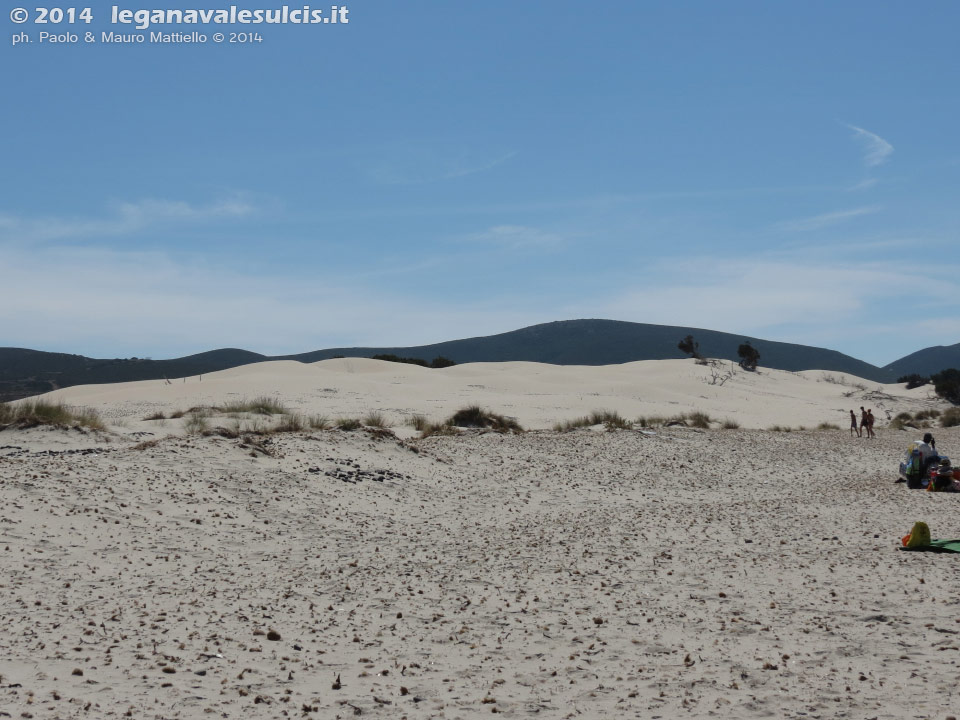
[850, 409, 860, 437]
[866, 409, 876, 438]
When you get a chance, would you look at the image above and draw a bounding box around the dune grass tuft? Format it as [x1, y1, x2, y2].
[218, 396, 288, 415]
[554, 409, 631, 432]
[408, 414, 429, 432]
[635, 412, 713, 429]
[183, 401, 331, 436]
[635, 415, 666, 428]
[420, 421, 461, 439]
[184, 409, 210, 434]
[273, 414, 305, 433]
[307, 414, 330, 430]
[941, 408, 960, 428]
[363, 411, 388, 428]
[685, 411, 713, 429]
[448, 405, 522, 432]
[1, 400, 105, 431]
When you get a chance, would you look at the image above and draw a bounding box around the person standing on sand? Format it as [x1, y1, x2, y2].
[859, 407, 869, 437]
[866, 409, 876, 438]
[850, 410, 860, 437]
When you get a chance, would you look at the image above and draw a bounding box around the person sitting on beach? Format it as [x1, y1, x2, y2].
[930, 457, 958, 492]
[850, 410, 860, 437]
[917, 432, 938, 472]
[900, 432, 940, 488]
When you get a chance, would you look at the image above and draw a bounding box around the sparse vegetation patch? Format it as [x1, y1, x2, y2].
[898, 373, 931, 389]
[408, 414, 429, 432]
[889, 410, 942, 430]
[372, 354, 458, 369]
[448, 405, 522, 432]
[363, 411, 387, 428]
[932, 369, 960, 404]
[635, 412, 714, 429]
[685, 411, 712, 429]
[420, 421, 461, 439]
[218, 396, 288, 415]
[941, 408, 960, 428]
[554, 410, 630, 432]
[307, 415, 330, 430]
[273, 414, 305, 433]
[184, 410, 210, 435]
[0, 400, 105, 431]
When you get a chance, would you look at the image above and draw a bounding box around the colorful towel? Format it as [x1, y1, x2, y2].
[898, 539, 960, 553]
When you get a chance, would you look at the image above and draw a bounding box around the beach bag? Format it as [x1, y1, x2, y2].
[903, 521, 931, 548]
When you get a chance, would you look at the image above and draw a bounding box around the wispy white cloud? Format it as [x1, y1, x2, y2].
[772, 205, 881, 232]
[845, 124, 894, 168]
[0, 242, 546, 357]
[441, 151, 518, 181]
[0, 198, 254, 243]
[847, 178, 878, 191]
[367, 146, 517, 185]
[460, 224, 564, 250]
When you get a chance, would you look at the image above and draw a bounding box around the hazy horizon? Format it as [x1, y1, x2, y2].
[4, 317, 952, 371]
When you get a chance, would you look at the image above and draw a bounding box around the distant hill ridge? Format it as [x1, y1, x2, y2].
[3, 318, 958, 401]
[882, 342, 960, 379]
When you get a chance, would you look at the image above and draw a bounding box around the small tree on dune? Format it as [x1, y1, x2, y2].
[678, 334, 704, 362]
[737, 341, 760, 371]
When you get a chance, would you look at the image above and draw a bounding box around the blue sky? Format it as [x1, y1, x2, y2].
[3, 1, 958, 366]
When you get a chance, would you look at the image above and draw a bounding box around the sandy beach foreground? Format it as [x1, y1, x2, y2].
[2, 360, 960, 719]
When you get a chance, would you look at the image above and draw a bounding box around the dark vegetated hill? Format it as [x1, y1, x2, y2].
[289, 320, 894, 382]
[3, 319, 913, 402]
[883, 343, 960, 379]
[0, 347, 266, 402]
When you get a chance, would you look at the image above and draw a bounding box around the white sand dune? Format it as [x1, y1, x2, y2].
[36, 358, 941, 430]
[2, 359, 958, 718]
